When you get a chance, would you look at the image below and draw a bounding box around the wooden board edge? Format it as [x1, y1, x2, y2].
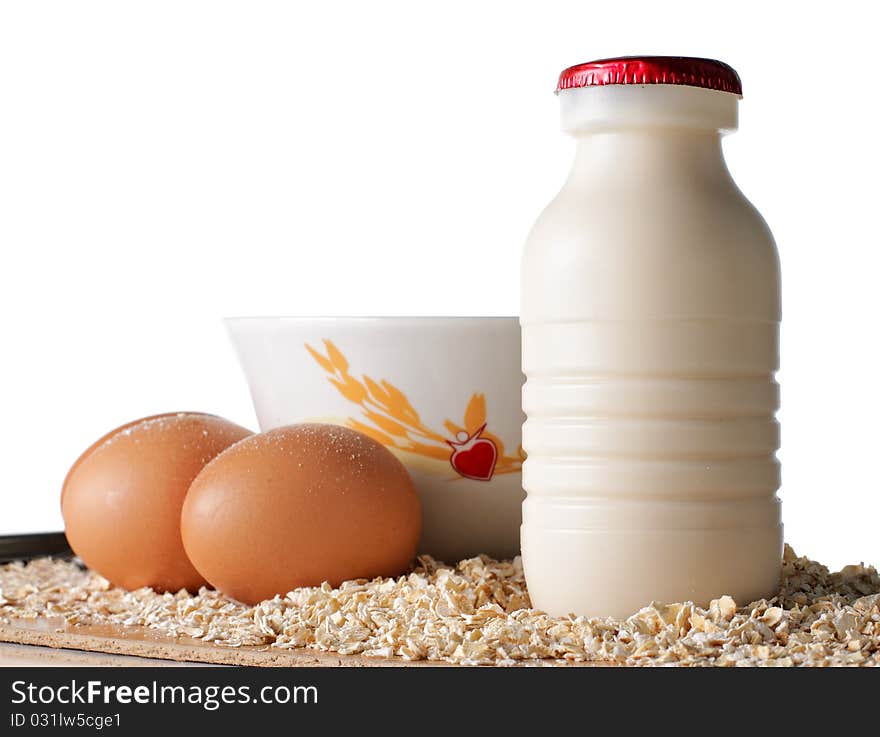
[0, 621, 448, 668]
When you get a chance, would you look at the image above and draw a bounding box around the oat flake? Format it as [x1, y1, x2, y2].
[1, 545, 878, 667]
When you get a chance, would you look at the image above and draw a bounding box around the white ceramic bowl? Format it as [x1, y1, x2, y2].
[226, 317, 524, 562]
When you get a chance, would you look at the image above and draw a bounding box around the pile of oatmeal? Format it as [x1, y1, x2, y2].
[1, 546, 878, 666]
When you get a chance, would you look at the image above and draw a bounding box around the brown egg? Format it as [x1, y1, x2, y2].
[62, 412, 252, 592]
[181, 423, 421, 604]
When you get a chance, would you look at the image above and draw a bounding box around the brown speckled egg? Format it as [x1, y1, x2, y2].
[181, 423, 421, 605]
[62, 413, 252, 592]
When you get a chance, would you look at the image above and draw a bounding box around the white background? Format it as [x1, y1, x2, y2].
[0, 1, 877, 570]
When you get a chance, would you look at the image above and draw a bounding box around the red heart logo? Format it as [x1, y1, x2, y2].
[448, 425, 498, 481]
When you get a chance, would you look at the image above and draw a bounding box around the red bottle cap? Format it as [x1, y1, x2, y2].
[557, 56, 742, 96]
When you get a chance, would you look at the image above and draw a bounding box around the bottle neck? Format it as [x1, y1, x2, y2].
[568, 128, 731, 187]
[558, 85, 739, 190]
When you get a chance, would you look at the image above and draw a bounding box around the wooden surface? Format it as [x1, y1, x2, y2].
[0, 617, 447, 667]
[0, 642, 215, 667]
[0, 616, 602, 667]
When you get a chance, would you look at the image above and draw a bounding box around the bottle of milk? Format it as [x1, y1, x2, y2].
[520, 57, 782, 618]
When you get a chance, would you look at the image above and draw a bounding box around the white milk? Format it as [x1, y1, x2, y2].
[520, 60, 782, 618]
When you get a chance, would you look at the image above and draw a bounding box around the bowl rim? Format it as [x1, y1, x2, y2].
[224, 315, 519, 324]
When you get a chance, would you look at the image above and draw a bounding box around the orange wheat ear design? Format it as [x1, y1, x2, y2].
[305, 340, 523, 474]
